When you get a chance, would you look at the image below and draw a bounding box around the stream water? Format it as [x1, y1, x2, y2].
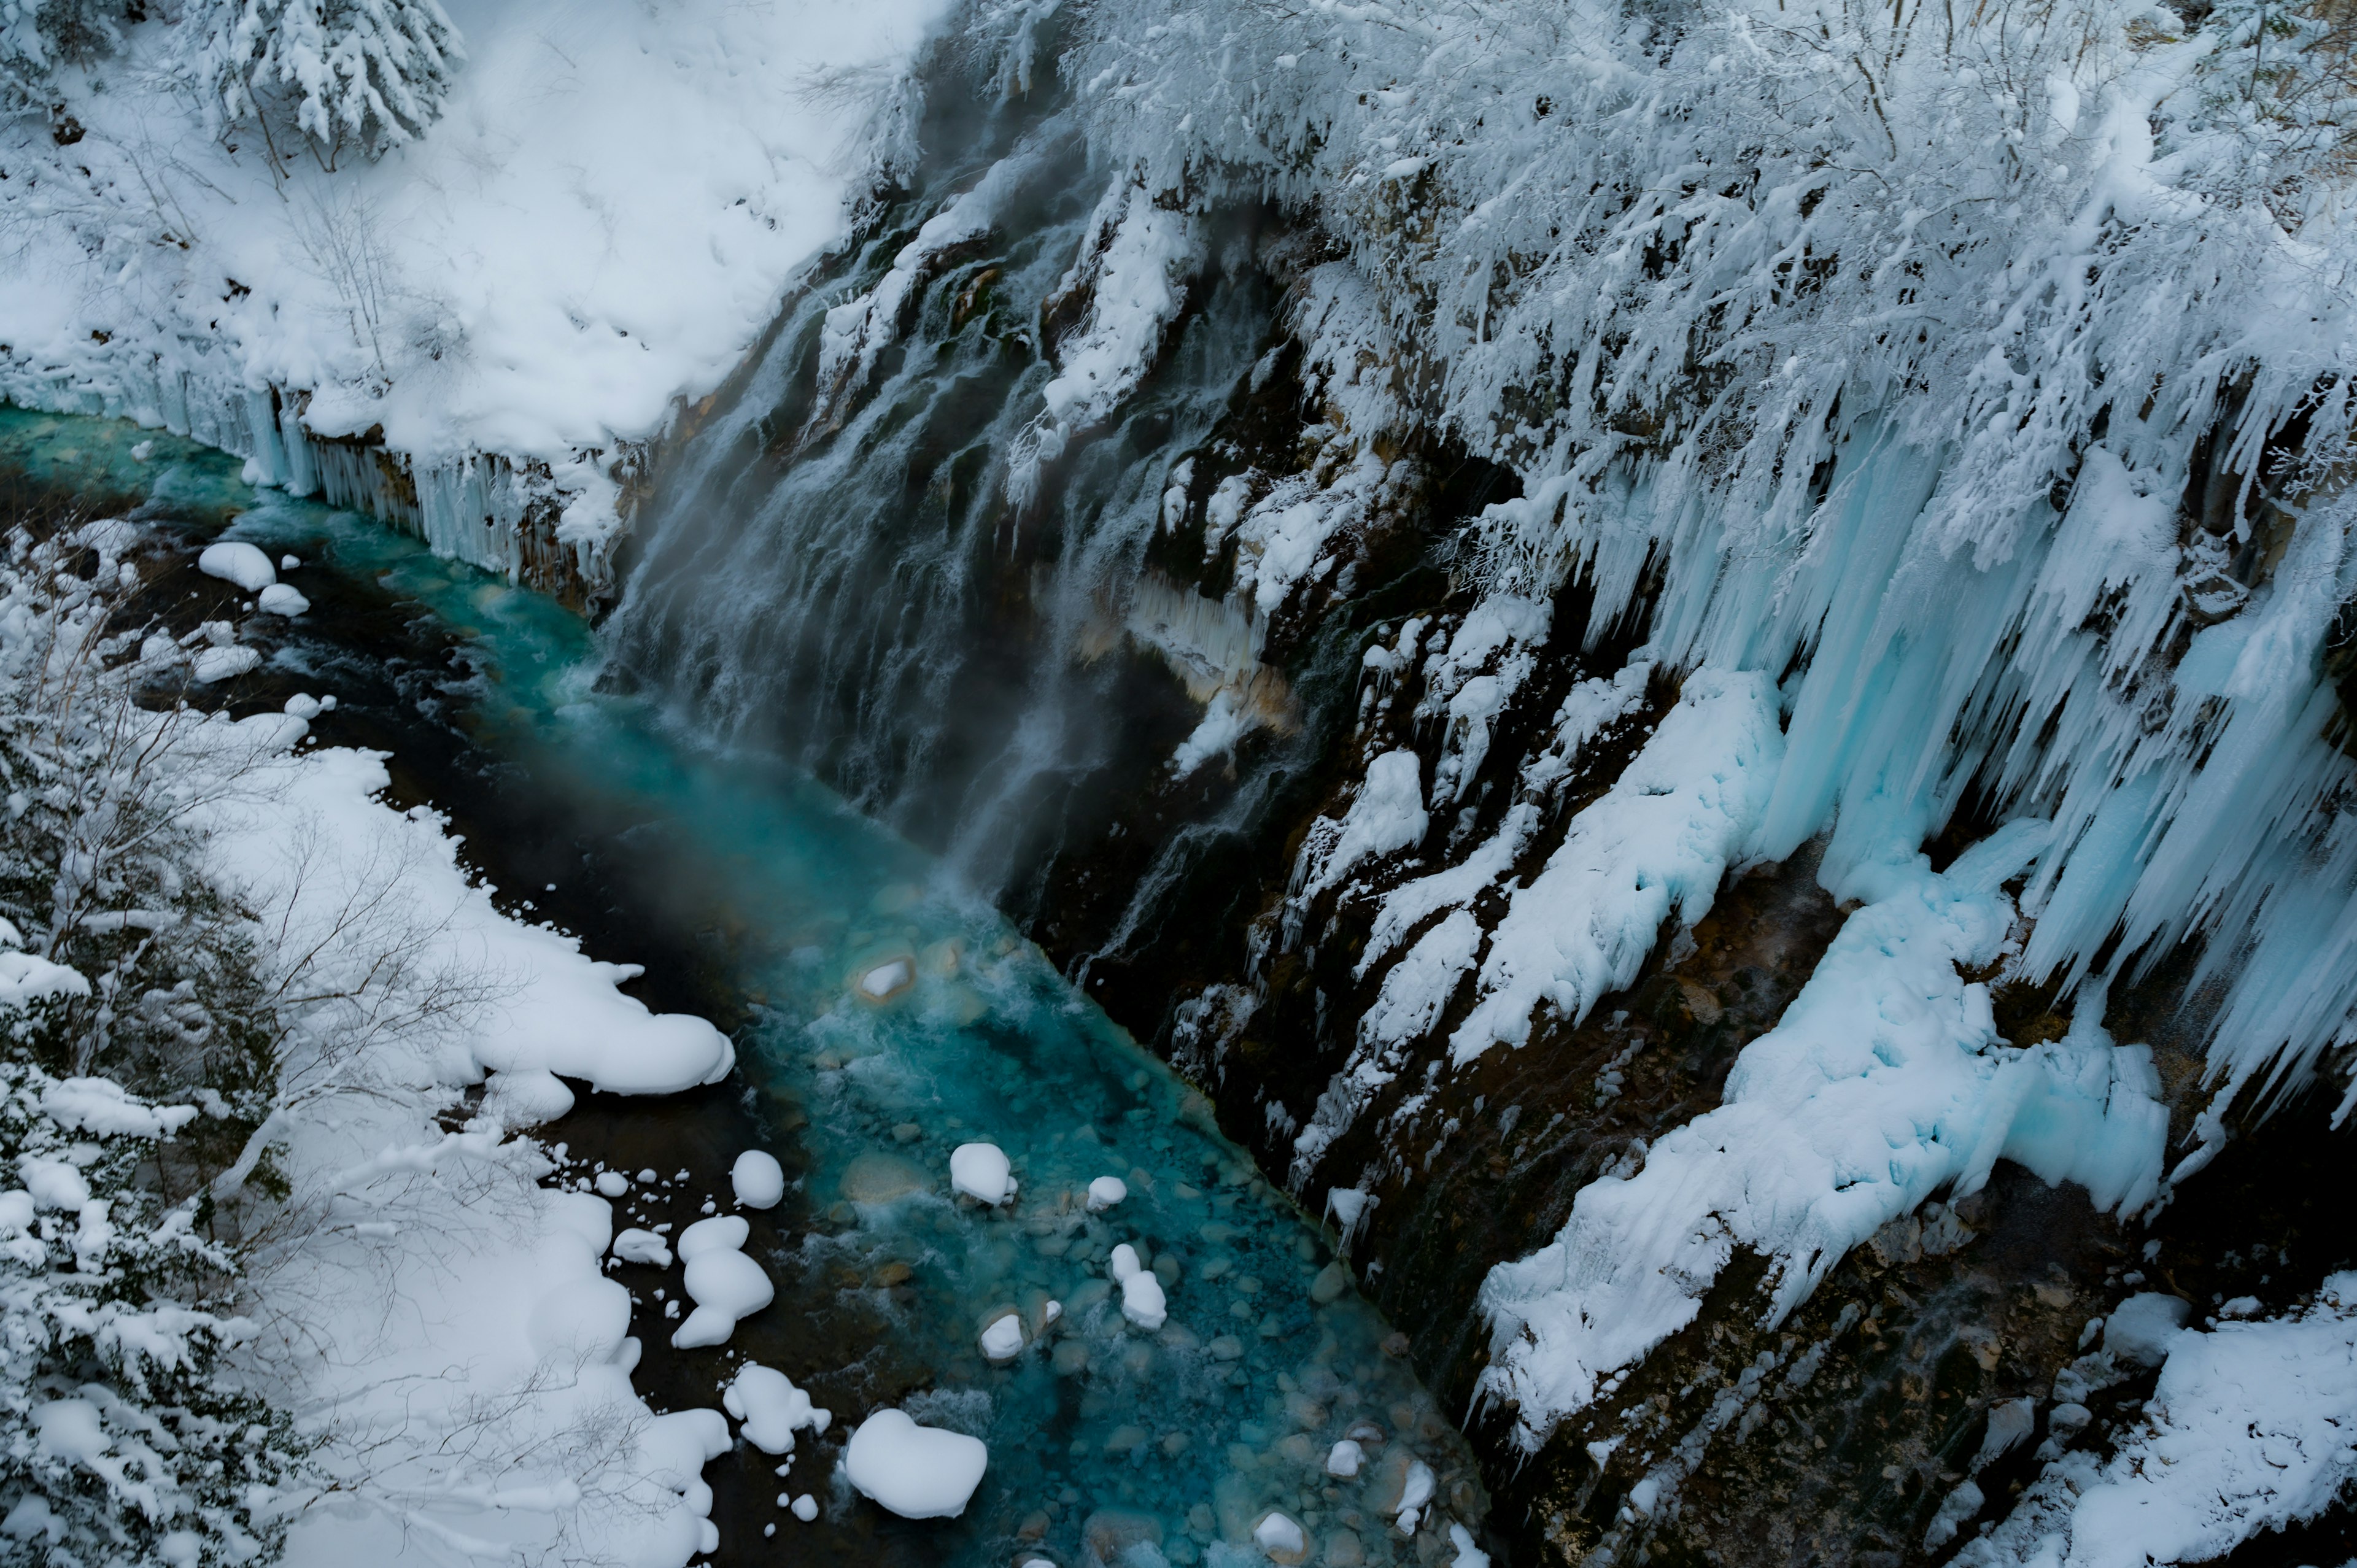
[0, 406, 1493, 1567]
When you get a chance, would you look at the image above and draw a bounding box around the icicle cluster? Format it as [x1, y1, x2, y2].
[1065, 0, 2357, 1113]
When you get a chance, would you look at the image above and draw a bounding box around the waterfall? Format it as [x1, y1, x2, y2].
[602, 82, 1282, 906]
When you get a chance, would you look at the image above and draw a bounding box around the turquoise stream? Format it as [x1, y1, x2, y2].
[0, 406, 1490, 1567]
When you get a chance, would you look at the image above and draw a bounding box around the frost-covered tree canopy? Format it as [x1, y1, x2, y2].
[1051, 0, 2357, 1132]
[195, 0, 464, 167]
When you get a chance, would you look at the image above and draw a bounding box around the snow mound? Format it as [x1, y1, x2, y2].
[721, 1364, 828, 1455]
[673, 1249, 773, 1349]
[731, 1149, 785, 1210]
[192, 647, 262, 684]
[197, 542, 276, 592]
[1252, 1510, 1307, 1562]
[2103, 1294, 2194, 1368]
[979, 1311, 1024, 1361]
[1086, 1175, 1128, 1211]
[611, 1229, 673, 1268]
[1109, 1243, 1168, 1330]
[843, 1409, 988, 1520]
[949, 1142, 1016, 1205]
[676, 1216, 749, 1261]
[257, 583, 311, 617]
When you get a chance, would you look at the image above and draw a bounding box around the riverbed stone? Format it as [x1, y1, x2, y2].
[838, 1151, 925, 1202]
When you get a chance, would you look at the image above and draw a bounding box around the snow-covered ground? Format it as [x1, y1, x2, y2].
[1, 0, 953, 574]
[209, 721, 741, 1565]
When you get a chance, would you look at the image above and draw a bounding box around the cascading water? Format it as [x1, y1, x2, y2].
[603, 75, 1283, 910]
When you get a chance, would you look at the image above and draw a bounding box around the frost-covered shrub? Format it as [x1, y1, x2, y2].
[0, 0, 144, 113]
[0, 523, 304, 1564]
[193, 0, 464, 168]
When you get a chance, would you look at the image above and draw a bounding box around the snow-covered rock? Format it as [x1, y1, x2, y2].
[843, 1409, 988, 1520]
[721, 1364, 828, 1454]
[197, 542, 276, 592]
[1109, 1243, 1168, 1330]
[949, 1142, 1016, 1205]
[731, 1150, 786, 1209]
[1086, 1175, 1128, 1211]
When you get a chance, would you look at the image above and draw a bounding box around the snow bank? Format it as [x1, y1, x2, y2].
[4, 0, 955, 571]
[1477, 825, 2167, 1448]
[222, 747, 732, 1096]
[843, 1409, 989, 1520]
[191, 730, 737, 1568]
[674, 1221, 773, 1349]
[1965, 1275, 2357, 1568]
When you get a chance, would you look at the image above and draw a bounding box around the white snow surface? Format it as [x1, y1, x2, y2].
[1476, 825, 2168, 1449]
[731, 1149, 786, 1210]
[950, 1141, 1016, 1205]
[843, 1409, 989, 1520]
[3, 0, 954, 554]
[672, 1219, 772, 1350]
[260, 751, 735, 1096]
[1964, 1275, 2357, 1568]
[722, 1364, 829, 1456]
[197, 543, 277, 593]
[1293, 749, 1430, 903]
[1063, 0, 2357, 1132]
[1451, 669, 1783, 1064]
[1086, 1175, 1128, 1211]
[198, 731, 736, 1567]
[1109, 1243, 1169, 1330]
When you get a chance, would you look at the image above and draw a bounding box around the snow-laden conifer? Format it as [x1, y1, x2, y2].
[195, 0, 464, 168]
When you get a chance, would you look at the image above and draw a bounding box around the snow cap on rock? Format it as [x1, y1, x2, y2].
[732, 1149, 786, 1209]
[197, 541, 274, 592]
[950, 1142, 1016, 1205]
[1109, 1244, 1168, 1330]
[1086, 1175, 1128, 1211]
[721, 1362, 828, 1454]
[844, 1408, 988, 1519]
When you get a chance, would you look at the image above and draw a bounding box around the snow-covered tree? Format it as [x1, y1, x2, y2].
[193, 0, 464, 169]
[1, 0, 142, 117]
[0, 521, 308, 1564]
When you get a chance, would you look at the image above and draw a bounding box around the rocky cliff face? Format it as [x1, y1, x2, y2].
[603, 6, 2357, 1560]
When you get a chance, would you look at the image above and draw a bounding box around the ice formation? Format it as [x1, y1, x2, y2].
[1479, 829, 2167, 1440]
[1963, 1277, 2357, 1568]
